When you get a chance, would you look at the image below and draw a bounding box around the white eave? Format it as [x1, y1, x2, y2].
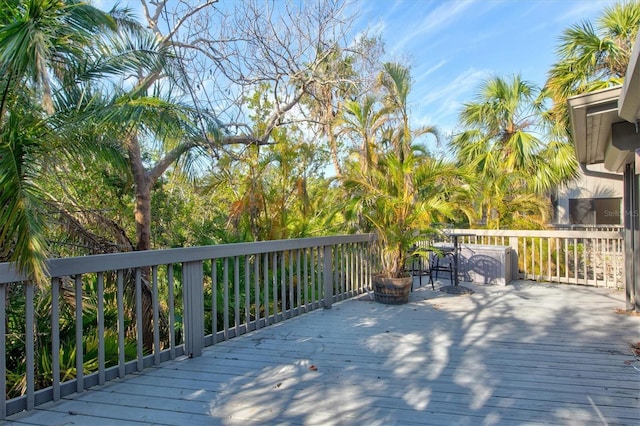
[567, 86, 622, 166]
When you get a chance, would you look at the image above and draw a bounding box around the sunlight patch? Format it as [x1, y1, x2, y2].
[403, 386, 432, 411]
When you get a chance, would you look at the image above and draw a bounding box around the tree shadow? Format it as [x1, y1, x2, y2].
[46, 282, 638, 425]
[188, 281, 639, 424]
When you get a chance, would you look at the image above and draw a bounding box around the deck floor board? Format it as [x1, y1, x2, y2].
[6, 280, 640, 425]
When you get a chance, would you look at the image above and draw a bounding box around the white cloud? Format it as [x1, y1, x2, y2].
[556, 0, 615, 24]
[392, 0, 475, 52]
[412, 67, 489, 134]
[413, 59, 448, 82]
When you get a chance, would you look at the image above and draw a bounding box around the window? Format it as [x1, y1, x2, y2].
[569, 198, 622, 225]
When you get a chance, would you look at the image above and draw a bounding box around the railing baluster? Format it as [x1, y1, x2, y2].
[152, 266, 160, 365]
[581, 237, 587, 285]
[263, 253, 269, 326]
[296, 249, 302, 314]
[323, 246, 333, 308]
[168, 264, 175, 359]
[272, 252, 278, 323]
[316, 247, 324, 307]
[310, 248, 316, 309]
[254, 254, 261, 330]
[362, 242, 368, 291]
[353, 243, 358, 292]
[74, 275, 83, 393]
[555, 237, 560, 282]
[616, 237, 622, 286]
[281, 251, 287, 319]
[0, 284, 5, 420]
[303, 249, 309, 312]
[539, 237, 543, 281]
[244, 256, 250, 330]
[117, 270, 125, 378]
[51, 278, 60, 401]
[338, 245, 344, 299]
[593, 237, 598, 286]
[97, 272, 105, 384]
[26, 283, 35, 409]
[135, 268, 143, 371]
[564, 238, 569, 283]
[212, 259, 218, 343]
[234, 256, 240, 337]
[357, 243, 362, 292]
[288, 251, 293, 318]
[604, 237, 610, 287]
[547, 238, 551, 281]
[530, 238, 535, 280]
[522, 238, 528, 278]
[223, 257, 229, 340]
[572, 237, 578, 284]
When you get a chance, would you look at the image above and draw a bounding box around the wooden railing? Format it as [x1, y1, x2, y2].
[0, 234, 377, 419]
[0, 228, 626, 419]
[444, 229, 625, 288]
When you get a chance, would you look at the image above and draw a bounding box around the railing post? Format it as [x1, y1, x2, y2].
[508, 236, 520, 280]
[323, 246, 333, 309]
[623, 163, 640, 311]
[183, 261, 204, 357]
[0, 284, 5, 420]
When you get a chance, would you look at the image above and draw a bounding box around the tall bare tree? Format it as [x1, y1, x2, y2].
[143, 1, 382, 177]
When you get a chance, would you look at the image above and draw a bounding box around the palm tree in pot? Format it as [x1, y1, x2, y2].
[341, 62, 471, 304]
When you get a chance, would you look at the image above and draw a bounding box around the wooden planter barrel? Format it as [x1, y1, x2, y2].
[373, 274, 412, 304]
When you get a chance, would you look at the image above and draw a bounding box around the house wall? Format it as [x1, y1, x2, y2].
[554, 163, 624, 225]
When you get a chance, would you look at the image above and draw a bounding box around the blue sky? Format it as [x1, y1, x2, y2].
[352, 0, 620, 138]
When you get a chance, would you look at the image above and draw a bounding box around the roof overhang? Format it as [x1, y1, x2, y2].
[568, 30, 640, 174]
[567, 86, 622, 167]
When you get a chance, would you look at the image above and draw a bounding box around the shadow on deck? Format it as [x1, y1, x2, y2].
[7, 280, 640, 425]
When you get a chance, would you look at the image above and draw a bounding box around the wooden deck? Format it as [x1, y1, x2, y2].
[6, 280, 640, 425]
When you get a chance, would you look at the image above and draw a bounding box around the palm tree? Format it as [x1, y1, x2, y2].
[545, 0, 640, 129]
[338, 95, 389, 175]
[378, 62, 413, 162]
[451, 74, 573, 229]
[341, 62, 471, 279]
[1, 0, 217, 273]
[0, 0, 123, 283]
[0, 1, 210, 354]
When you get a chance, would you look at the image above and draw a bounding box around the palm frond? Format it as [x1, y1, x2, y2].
[0, 113, 49, 283]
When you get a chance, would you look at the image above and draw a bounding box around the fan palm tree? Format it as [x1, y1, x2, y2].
[451, 74, 572, 229]
[545, 0, 640, 129]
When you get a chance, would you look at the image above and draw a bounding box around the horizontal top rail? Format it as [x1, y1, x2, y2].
[0, 234, 377, 284]
[448, 228, 623, 239]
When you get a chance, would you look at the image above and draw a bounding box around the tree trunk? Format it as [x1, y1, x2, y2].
[134, 182, 152, 252]
[127, 134, 155, 350]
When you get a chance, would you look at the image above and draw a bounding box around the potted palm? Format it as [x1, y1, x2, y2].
[340, 62, 469, 304]
[345, 150, 459, 304]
